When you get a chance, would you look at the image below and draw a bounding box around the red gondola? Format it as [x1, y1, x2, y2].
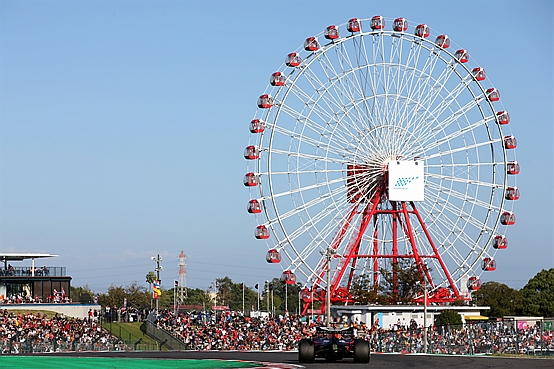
[486, 88, 500, 102]
[500, 211, 516, 225]
[370, 15, 385, 30]
[249, 119, 265, 133]
[507, 161, 520, 175]
[304, 37, 319, 51]
[455, 49, 469, 63]
[482, 258, 496, 271]
[281, 270, 296, 285]
[472, 67, 486, 81]
[270, 72, 286, 87]
[415, 24, 430, 38]
[347, 18, 361, 33]
[435, 35, 450, 49]
[324, 25, 340, 39]
[467, 276, 482, 291]
[505, 187, 520, 201]
[266, 249, 281, 263]
[243, 172, 260, 187]
[285, 52, 302, 67]
[496, 111, 510, 125]
[504, 135, 517, 149]
[301, 288, 313, 302]
[255, 225, 270, 239]
[393, 17, 408, 32]
[244, 145, 259, 160]
[493, 235, 508, 249]
[257, 94, 273, 109]
[247, 199, 262, 214]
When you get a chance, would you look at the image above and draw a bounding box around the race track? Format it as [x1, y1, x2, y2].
[48, 350, 554, 369]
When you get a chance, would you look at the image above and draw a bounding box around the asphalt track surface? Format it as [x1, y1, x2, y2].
[48, 350, 554, 369]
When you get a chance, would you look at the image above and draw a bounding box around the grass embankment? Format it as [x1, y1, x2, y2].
[101, 321, 160, 350]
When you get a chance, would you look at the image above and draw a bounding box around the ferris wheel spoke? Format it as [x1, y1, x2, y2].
[426, 190, 497, 238]
[269, 123, 354, 159]
[267, 148, 349, 165]
[265, 174, 345, 201]
[422, 138, 499, 161]
[417, 201, 483, 271]
[315, 52, 382, 139]
[425, 180, 501, 217]
[401, 50, 445, 122]
[414, 80, 482, 139]
[425, 170, 503, 191]
[332, 38, 384, 127]
[415, 116, 495, 155]
[409, 57, 457, 111]
[276, 101, 358, 152]
[266, 186, 344, 226]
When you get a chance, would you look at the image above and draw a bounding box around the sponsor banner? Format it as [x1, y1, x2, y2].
[388, 160, 425, 201]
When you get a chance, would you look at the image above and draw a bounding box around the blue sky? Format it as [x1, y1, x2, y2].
[1, 0, 552, 293]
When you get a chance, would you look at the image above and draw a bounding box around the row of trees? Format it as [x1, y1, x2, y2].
[472, 268, 554, 318]
[71, 268, 554, 318]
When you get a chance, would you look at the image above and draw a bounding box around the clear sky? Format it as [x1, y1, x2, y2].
[1, 0, 552, 294]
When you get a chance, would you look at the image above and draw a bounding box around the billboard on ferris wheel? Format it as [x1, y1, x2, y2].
[388, 160, 425, 202]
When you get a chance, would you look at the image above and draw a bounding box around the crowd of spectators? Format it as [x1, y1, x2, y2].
[154, 309, 554, 355]
[364, 320, 554, 355]
[0, 309, 125, 354]
[155, 310, 307, 350]
[0, 306, 552, 355]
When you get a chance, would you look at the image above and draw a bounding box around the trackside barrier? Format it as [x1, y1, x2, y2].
[364, 322, 553, 356]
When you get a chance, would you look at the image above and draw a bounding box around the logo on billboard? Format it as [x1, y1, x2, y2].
[394, 176, 419, 188]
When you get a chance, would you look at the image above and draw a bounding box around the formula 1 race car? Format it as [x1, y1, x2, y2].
[298, 326, 370, 363]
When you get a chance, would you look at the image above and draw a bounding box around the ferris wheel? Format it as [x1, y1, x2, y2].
[243, 16, 518, 311]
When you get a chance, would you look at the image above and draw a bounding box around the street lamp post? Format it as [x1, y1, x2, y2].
[285, 282, 288, 314]
[423, 282, 428, 354]
[298, 287, 301, 316]
[242, 282, 245, 314]
[266, 281, 270, 315]
[320, 247, 336, 327]
[416, 280, 429, 353]
[151, 254, 163, 313]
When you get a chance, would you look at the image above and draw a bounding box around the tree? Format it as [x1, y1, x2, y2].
[215, 276, 234, 306]
[438, 309, 462, 329]
[145, 271, 156, 289]
[380, 259, 427, 304]
[124, 282, 151, 309]
[98, 285, 126, 308]
[521, 268, 554, 317]
[70, 285, 94, 304]
[471, 281, 523, 318]
[350, 274, 381, 305]
[183, 287, 213, 309]
[145, 271, 157, 308]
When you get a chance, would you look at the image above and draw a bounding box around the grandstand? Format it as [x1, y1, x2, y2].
[0, 252, 99, 318]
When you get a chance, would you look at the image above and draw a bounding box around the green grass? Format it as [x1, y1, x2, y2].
[0, 356, 262, 369]
[102, 321, 160, 349]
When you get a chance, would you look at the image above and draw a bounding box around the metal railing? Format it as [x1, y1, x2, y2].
[365, 323, 554, 356]
[145, 311, 188, 351]
[0, 266, 66, 277]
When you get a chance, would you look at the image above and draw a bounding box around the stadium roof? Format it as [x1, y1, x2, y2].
[1, 253, 58, 263]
